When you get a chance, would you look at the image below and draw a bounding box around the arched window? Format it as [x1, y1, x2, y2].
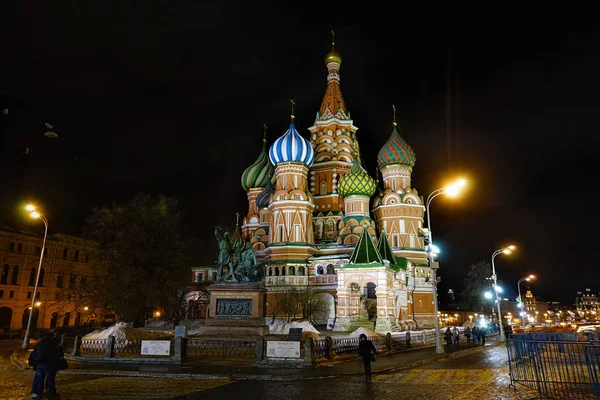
[409, 233, 415, 248]
[11, 265, 19, 285]
[38, 268, 45, 286]
[327, 221, 334, 232]
[268, 268, 273, 276]
[326, 264, 335, 275]
[56, 273, 64, 288]
[28, 268, 36, 286]
[316, 266, 324, 275]
[298, 266, 305, 276]
[1, 265, 8, 284]
[393, 235, 399, 248]
[320, 181, 327, 195]
[289, 266, 295, 275]
[274, 267, 280, 276]
[281, 267, 286, 276]
[316, 221, 324, 239]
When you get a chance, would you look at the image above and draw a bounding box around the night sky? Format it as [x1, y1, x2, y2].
[1, 2, 599, 305]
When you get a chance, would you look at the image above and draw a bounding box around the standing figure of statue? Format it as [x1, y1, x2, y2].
[235, 241, 258, 281]
[215, 226, 237, 282]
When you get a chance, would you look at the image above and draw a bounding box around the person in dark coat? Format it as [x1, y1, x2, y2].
[358, 333, 377, 383]
[28, 333, 63, 399]
[444, 327, 453, 347]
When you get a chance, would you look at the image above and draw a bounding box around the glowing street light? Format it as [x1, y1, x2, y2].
[484, 291, 494, 300]
[491, 245, 517, 342]
[425, 178, 468, 355]
[21, 204, 49, 349]
[494, 285, 503, 293]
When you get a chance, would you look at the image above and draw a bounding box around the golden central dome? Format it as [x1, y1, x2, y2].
[325, 47, 342, 65]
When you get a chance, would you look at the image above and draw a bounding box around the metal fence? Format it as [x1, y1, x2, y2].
[507, 333, 600, 399]
[186, 338, 256, 361]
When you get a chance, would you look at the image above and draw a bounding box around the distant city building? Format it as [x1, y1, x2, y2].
[575, 288, 599, 321]
[0, 222, 105, 332]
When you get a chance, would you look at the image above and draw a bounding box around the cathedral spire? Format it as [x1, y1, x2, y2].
[290, 99, 296, 123]
[392, 104, 398, 128]
[320, 32, 347, 119]
[349, 230, 383, 265]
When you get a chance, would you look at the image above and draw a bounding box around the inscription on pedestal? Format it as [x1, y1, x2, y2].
[216, 299, 252, 316]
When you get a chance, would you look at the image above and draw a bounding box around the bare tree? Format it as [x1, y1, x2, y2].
[268, 286, 330, 325]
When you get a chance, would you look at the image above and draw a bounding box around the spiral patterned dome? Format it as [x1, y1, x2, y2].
[241, 142, 273, 191]
[268, 123, 315, 167]
[256, 181, 274, 209]
[338, 159, 376, 197]
[377, 127, 416, 169]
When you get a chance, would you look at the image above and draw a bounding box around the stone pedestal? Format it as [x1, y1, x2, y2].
[198, 282, 268, 337]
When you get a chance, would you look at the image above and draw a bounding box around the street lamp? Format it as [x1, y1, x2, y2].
[22, 204, 48, 349]
[517, 274, 535, 310]
[425, 178, 467, 354]
[491, 245, 517, 342]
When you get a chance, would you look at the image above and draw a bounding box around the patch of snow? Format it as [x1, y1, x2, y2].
[349, 327, 379, 338]
[266, 319, 320, 334]
[82, 322, 171, 342]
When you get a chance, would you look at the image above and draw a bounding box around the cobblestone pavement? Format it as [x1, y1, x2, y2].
[174, 346, 539, 400]
[0, 340, 229, 400]
[1, 340, 539, 400]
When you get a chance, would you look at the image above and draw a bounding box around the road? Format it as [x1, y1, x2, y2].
[0, 340, 536, 399]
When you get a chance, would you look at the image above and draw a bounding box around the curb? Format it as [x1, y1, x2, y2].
[10, 343, 502, 381]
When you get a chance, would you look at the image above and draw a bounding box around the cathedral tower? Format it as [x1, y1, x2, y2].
[372, 109, 426, 264]
[337, 158, 377, 245]
[266, 104, 316, 263]
[241, 125, 273, 241]
[309, 33, 360, 243]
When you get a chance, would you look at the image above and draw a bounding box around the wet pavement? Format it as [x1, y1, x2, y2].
[1, 339, 539, 399]
[173, 346, 539, 400]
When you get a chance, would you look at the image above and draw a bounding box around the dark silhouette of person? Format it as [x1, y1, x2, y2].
[28, 333, 63, 398]
[358, 333, 376, 382]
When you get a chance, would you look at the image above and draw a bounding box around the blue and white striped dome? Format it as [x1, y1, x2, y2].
[268, 123, 315, 167]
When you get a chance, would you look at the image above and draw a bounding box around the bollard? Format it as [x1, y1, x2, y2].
[406, 331, 411, 349]
[60, 333, 67, 348]
[422, 331, 426, 344]
[385, 332, 392, 350]
[173, 337, 185, 362]
[72, 335, 82, 356]
[254, 338, 264, 362]
[304, 338, 315, 366]
[105, 335, 115, 358]
[325, 336, 334, 360]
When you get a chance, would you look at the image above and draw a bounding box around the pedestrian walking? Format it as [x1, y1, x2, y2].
[480, 327, 487, 345]
[358, 333, 376, 383]
[472, 326, 479, 343]
[28, 333, 64, 399]
[452, 326, 460, 347]
[444, 327, 453, 347]
[465, 326, 471, 343]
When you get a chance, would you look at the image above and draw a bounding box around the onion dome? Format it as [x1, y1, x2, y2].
[268, 122, 315, 167]
[376, 126, 416, 169]
[241, 139, 273, 191]
[325, 30, 342, 65]
[338, 159, 376, 197]
[256, 181, 274, 209]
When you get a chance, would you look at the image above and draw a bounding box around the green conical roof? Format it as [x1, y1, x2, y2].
[377, 232, 397, 266]
[338, 159, 376, 197]
[348, 230, 383, 265]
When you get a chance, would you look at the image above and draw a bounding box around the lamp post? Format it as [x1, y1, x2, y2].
[22, 205, 48, 349]
[517, 274, 535, 330]
[490, 245, 517, 342]
[425, 178, 466, 354]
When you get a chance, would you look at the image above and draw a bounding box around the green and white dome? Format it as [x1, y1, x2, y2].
[338, 159, 376, 197]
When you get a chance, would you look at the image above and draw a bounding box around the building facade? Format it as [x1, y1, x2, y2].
[0, 223, 102, 332]
[238, 38, 435, 330]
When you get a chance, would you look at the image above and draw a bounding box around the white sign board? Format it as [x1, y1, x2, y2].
[141, 340, 171, 356]
[266, 341, 301, 359]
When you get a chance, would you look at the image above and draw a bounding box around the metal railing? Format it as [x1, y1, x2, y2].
[507, 333, 600, 399]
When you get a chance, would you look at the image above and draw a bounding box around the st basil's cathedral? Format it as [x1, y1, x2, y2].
[238, 37, 435, 331]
